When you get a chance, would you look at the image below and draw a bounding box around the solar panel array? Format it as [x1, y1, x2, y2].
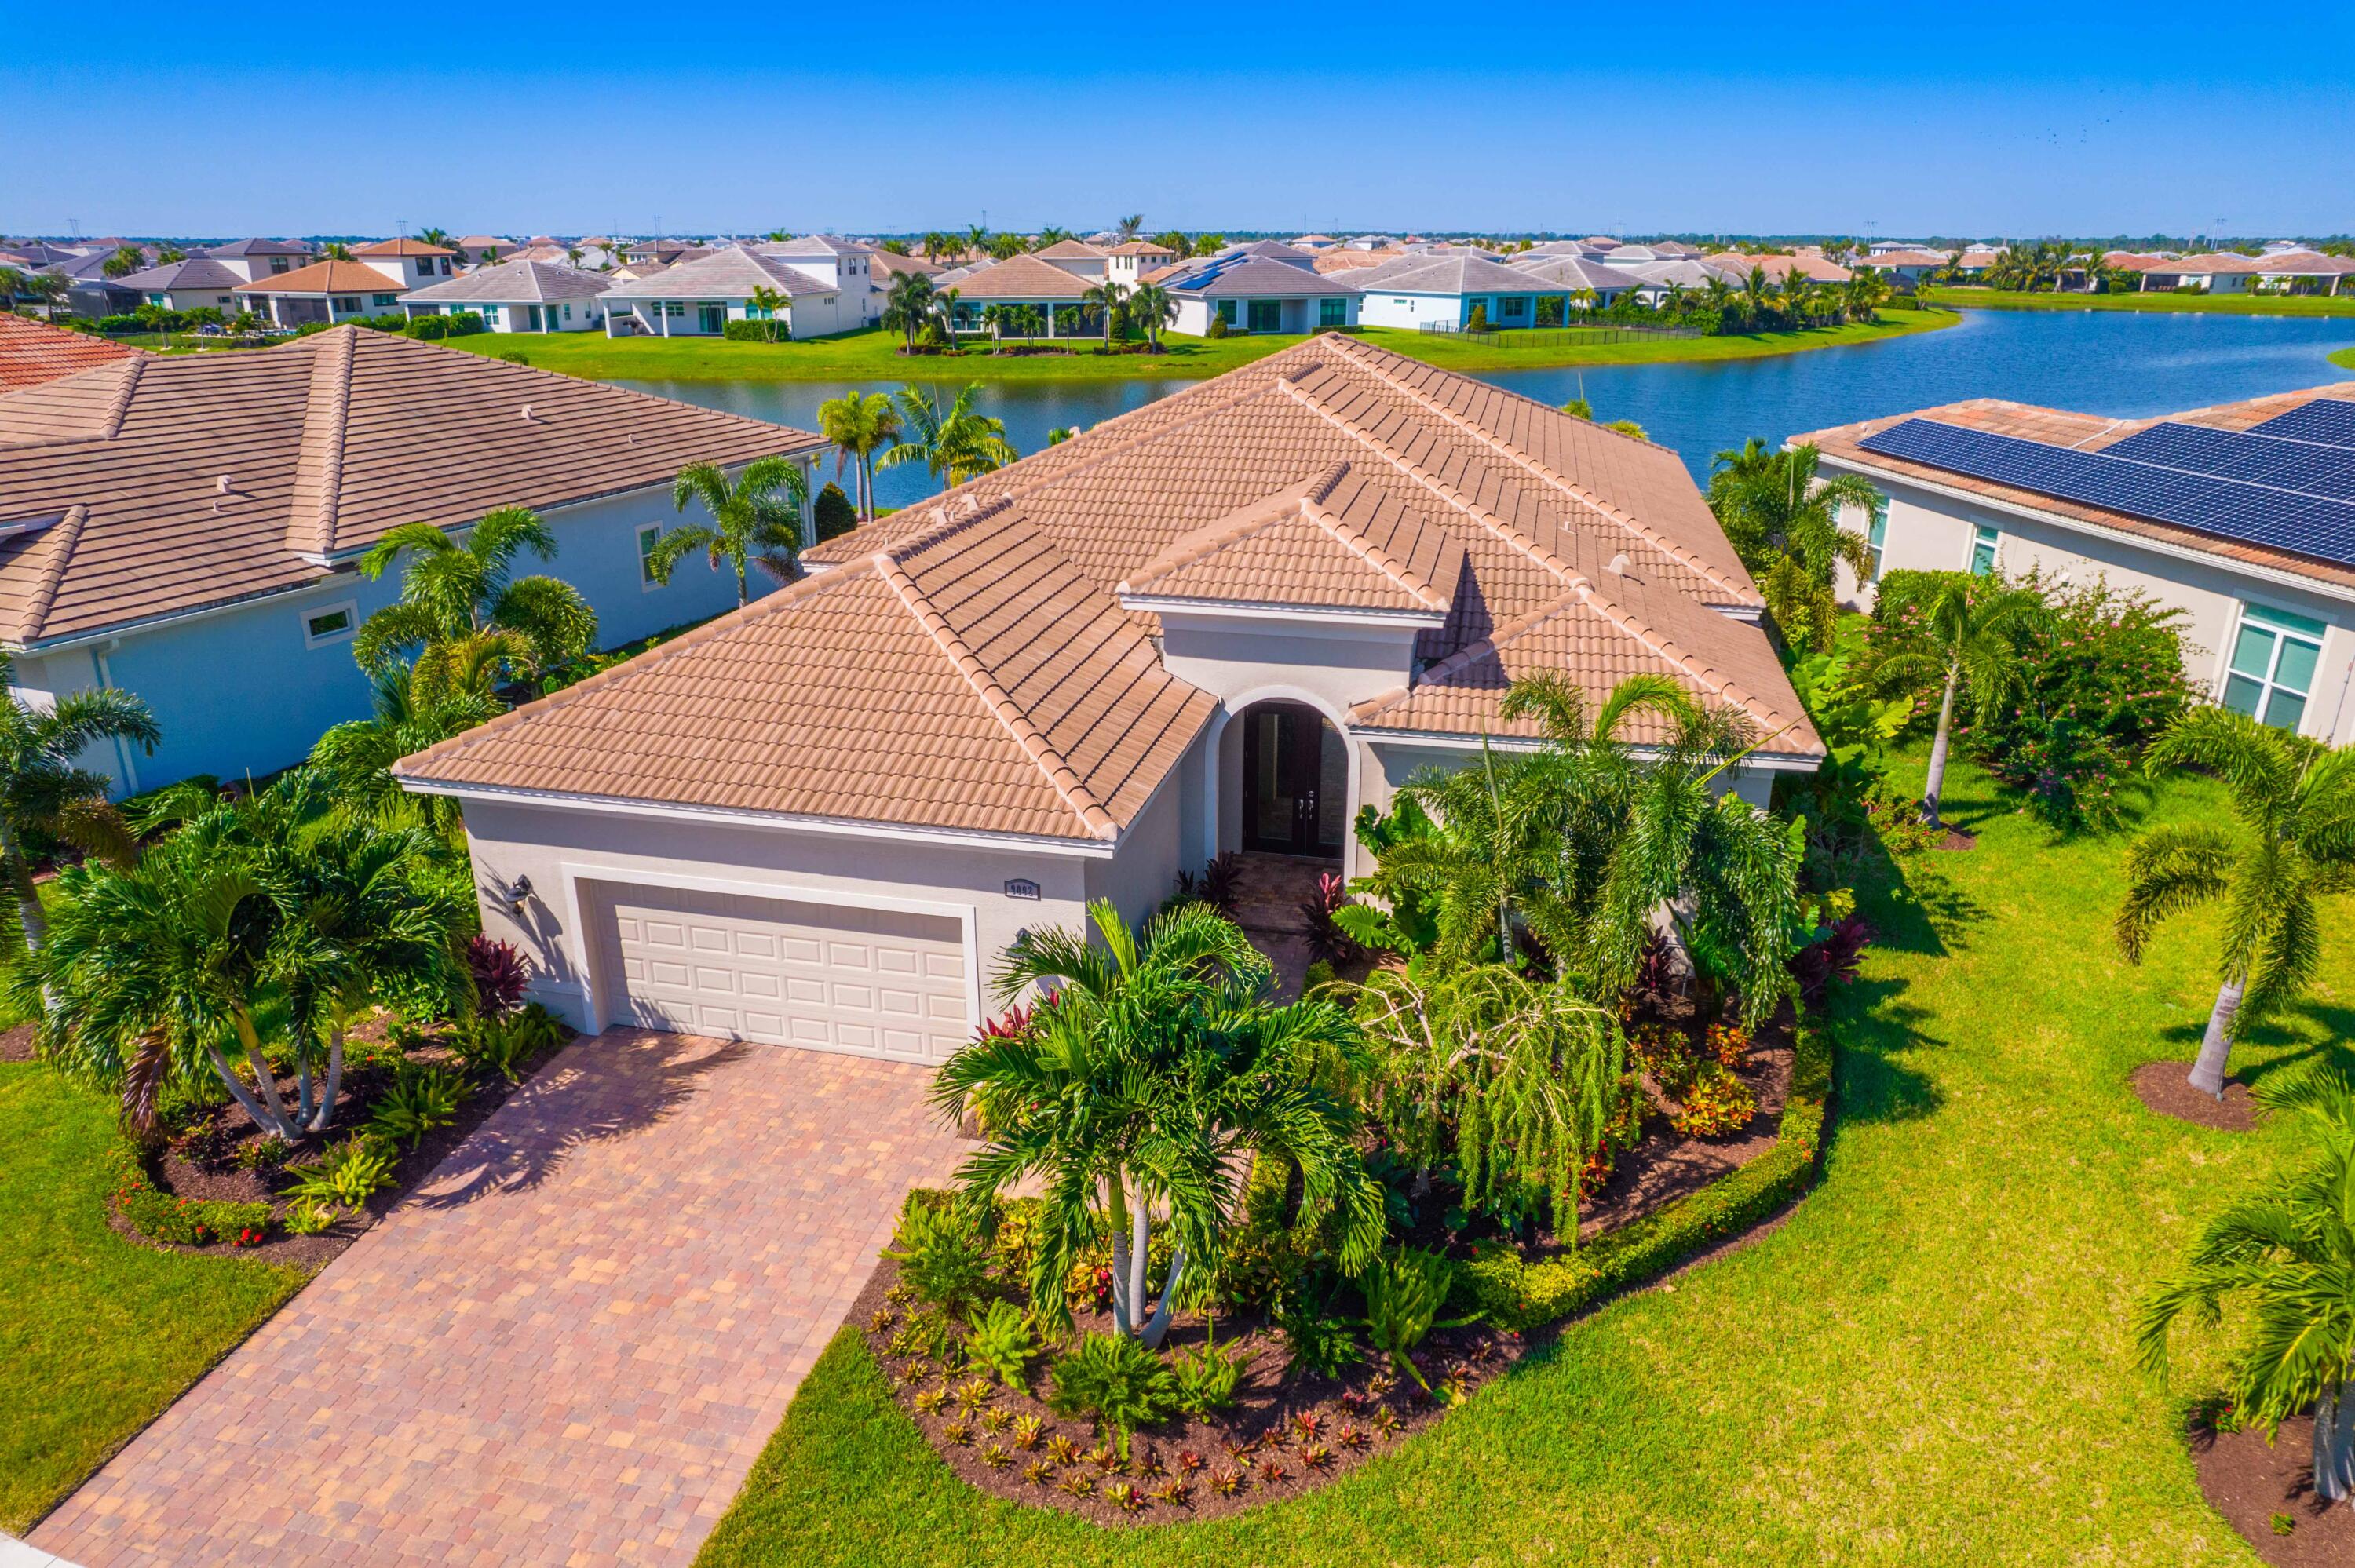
[2247, 397, 2355, 449]
[1857, 414, 2355, 569]
[2106, 422, 2355, 503]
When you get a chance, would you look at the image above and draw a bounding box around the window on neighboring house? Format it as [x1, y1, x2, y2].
[440, 258, 453, 275]
[332, 296, 361, 312]
[1966, 523, 1999, 575]
[561, 303, 571, 319]
[2221, 603, 2325, 731]
[372, 294, 396, 306]
[1499, 294, 1528, 320]
[301, 600, 358, 647]
[1864, 503, 1889, 582]
[269, 257, 290, 274]
[1319, 297, 1346, 326]
[1215, 299, 1236, 325]
[664, 301, 685, 318]
[637, 523, 665, 588]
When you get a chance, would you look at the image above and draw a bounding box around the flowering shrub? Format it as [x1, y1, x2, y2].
[106, 1137, 275, 1245]
[1706, 1023, 1751, 1069]
[1671, 1063, 1758, 1138]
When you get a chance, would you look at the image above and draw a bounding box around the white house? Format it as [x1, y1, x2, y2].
[1029, 239, 1109, 282]
[234, 258, 422, 326]
[401, 258, 612, 332]
[749, 235, 880, 323]
[1165, 256, 1360, 336]
[598, 249, 850, 338]
[0, 326, 828, 794]
[113, 257, 247, 314]
[1799, 385, 2355, 745]
[393, 336, 1817, 1058]
[1104, 240, 1180, 288]
[936, 253, 1097, 337]
[350, 239, 459, 287]
[197, 238, 316, 283]
[1347, 252, 1566, 330]
[1508, 253, 1648, 309]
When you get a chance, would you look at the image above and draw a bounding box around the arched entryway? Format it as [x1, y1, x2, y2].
[1236, 700, 1349, 860]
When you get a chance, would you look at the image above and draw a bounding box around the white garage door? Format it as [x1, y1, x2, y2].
[591, 882, 972, 1062]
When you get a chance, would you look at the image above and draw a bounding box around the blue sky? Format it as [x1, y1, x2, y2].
[9, 5, 2351, 240]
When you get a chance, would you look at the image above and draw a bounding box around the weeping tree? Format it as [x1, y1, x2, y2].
[2138, 1062, 2355, 1508]
[2116, 708, 2355, 1099]
[932, 900, 1383, 1348]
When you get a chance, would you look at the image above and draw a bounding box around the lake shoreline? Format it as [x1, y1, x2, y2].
[1928, 285, 2355, 319]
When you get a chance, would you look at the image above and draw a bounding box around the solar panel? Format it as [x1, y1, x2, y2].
[2105, 421, 2355, 503]
[1857, 418, 2355, 568]
[2246, 398, 2355, 450]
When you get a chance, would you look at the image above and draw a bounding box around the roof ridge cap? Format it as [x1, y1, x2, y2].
[1300, 498, 1451, 611]
[871, 552, 1118, 840]
[1323, 338, 1759, 603]
[16, 504, 89, 642]
[99, 356, 144, 439]
[288, 328, 356, 557]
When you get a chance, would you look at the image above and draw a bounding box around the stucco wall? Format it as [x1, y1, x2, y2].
[1082, 734, 1205, 929]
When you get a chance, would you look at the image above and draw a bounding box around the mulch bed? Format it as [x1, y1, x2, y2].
[114, 1015, 571, 1271]
[0, 1021, 34, 1063]
[2131, 1059, 2258, 1132]
[1935, 826, 1978, 851]
[2193, 1413, 2355, 1566]
[1576, 1026, 1792, 1241]
[854, 1256, 1521, 1527]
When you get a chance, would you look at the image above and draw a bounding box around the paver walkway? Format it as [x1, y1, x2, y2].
[34, 1030, 966, 1568]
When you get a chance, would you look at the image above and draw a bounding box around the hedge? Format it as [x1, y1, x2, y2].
[1458, 1010, 1835, 1330]
[721, 320, 791, 342]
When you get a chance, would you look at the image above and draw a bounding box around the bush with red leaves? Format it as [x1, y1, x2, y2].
[466, 934, 529, 1017]
[1787, 915, 1876, 1007]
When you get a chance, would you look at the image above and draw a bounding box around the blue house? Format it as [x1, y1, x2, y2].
[0, 326, 826, 795]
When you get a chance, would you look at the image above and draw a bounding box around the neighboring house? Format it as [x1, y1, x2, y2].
[599, 248, 852, 337]
[2247, 250, 2353, 295]
[400, 259, 611, 332]
[2127, 253, 2264, 293]
[1507, 253, 1646, 308]
[935, 253, 1096, 336]
[455, 235, 520, 264]
[1214, 239, 1322, 268]
[868, 249, 944, 286]
[749, 236, 879, 324]
[1316, 246, 1408, 275]
[1851, 249, 1952, 283]
[620, 240, 713, 268]
[351, 239, 458, 287]
[234, 258, 420, 326]
[394, 335, 1817, 1056]
[1798, 384, 2355, 745]
[605, 260, 670, 284]
[1103, 240, 1178, 288]
[1030, 239, 1109, 283]
[1348, 252, 1564, 330]
[199, 238, 316, 283]
[1165, 255, 1360, 335]
[1952, 249, 2003, 279]
[0, 326, 829, 793]
[0, 312, 144, 393]
[113, 257, 247, 314]
[1703, 251, 1856, 286]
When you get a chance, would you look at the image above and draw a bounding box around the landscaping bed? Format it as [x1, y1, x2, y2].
[2190, 1408, 2355, 1567]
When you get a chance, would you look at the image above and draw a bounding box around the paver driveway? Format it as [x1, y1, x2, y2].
[35, 1030, 966, 1568]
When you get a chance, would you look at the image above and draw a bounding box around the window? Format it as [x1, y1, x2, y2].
[301, 600, 358, 647]
[637, 523, 664, 588]
[1215, 299, 1236, 326]
[2222, 603, 2325, 731]
[664, 301, 685, 318]
[1499, 294, 1529, 320]
[440, 258, 453, 275]
[372, 294, 397, 306]
[561, 303, 571, 320]
[1319, 297, 1346, 327]
[1966, 523, 1999, 575]
[332, 296, 361, 312]
[269, 256, 290, 275]
[1864, 504, 1888, 582]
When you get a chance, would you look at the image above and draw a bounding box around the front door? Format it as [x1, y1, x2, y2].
[699, 303, 726, 334]
[1240, 703, 1346, 857]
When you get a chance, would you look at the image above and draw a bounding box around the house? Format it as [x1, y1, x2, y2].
[1214, 239, 1321, 268]
[1851, 248, 1950, 283]
[112, 257, 248, 314]
[2246, 250, 2353, 296]
[1703, 252, 1855, 286]
[392, 335, 1818, 1056]
[1029, 239, 1109, 283]
[0, 326, 829, 793]
[234, 258, 421, 326]
[400, 259, 611, 332]
[455, 235, 520, 264]
[1507, 253, 1647, 308]
[748, 236, 879, 324]
[620, 240, 713, 268]
[869, 249, 944, 287]
[198, 238, 316, 283]
[934, 253, 1098, 337]
[1952, 249, 2003, 279]
[1104, 241, 1179, 288]
[599, 249, 851, 338]
[1316, 247, 1408, 275]
[1797, 385, 2355, 744]
[0, 312, 143, 393]
[1165, 255, 1360, 335]
[1346, 252, 1565, 330]
[351, 239, 459, 288]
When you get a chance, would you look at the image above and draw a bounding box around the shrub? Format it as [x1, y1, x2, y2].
[964, 1299, 1037, 1388]
[1275, 1294, 1361, 1380]
[466, 934, 528, 1016]
[1204, 315, 1229, 340]
[1298, 871, 1364, 966]
[1170, 1340, 1244, 1417]
[232, 1132, 290, 1172]
[813, 482, 858, 542]
[451, 1001, 561, 1082]
[283, 1138, 399, 1213]
[721, 319, 787, 342]
[1466, 304, 1489, 332]
[405, 314, 448, 340]
[1360, 1247, 1476, 1389]
[885, 1194, 994, 1315]
[1787, 914, 1876, 1008]
[281, 1198, 337, 1236]
[1047, 1333, 1178, 1458]
[367, 1063, 469, 1151]
[1672, 1063, 1758, 1137]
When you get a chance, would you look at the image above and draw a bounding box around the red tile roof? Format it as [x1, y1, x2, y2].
[0, 314, 144, 395]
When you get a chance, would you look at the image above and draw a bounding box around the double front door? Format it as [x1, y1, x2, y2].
[1241, 702, 1347, 858]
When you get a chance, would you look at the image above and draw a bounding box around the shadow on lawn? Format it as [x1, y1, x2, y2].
[409, 1030, 750, 1209]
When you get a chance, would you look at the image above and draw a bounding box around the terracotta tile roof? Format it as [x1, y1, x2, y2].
[940, 253, 1097, 301]
[353, 238, 456, 257]
[0, 326, 823, 644]
[1855, 250, 1948, 268]
[1031, 239, 1107, 261]
[1704, 251, 1855, 284]
[233, 259, 406, 295]
[0, 315, 144, 395]
[1794, 384, 2355, 593]
[1315, 248, 1406, 274]
[869, 250, 944, 279]
[1104, 241, 1178, 257]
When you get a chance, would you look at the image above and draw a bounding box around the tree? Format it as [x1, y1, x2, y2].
[2116, 709, 2355, 1097]
[1081, 279, 1127, 345]
[649, 458, 811, 605]
[1152, 230, 1190, 258]
[352, 507, 597, 693]
[932, 900, 1384, 1347]
[1870, 575, 2038, 828]
[309, 668, 499, 837]
[815, 391, 900, 522]
[1706, 441, 1882, 652]
[747, 284, 789, 343]
[1128, 280, 1177, 350]
[322, 242, 354, 261]
[880, 270, 937, 352]
[966, 224, 989, 261]
[0, 651, 157, 955]
[1115, 214, 1144, 242]
[102, 247, 144, 279]
[876, 383, 1017, 487]
[2138, 1063, 2355, 1504]
[418, 228, 453, 253]
[564, 246, 584, 268]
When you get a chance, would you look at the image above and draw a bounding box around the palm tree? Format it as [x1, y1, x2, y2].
[1870, 574, 2039, 829]
[747, 284, 788, 342]
[1707, 442, 1882, 651]
[564, 245, 585, 268]
[309, 668, 499, 837]
[418, 228, 453, 253]
[876, 383, 1017, 487]
[1115, 214, 1144, 242]
[2116, 710, 2355, 1098]
[322, 242, 354, 261]
[649, 458, 811, 605]
[1081, 279, 1126, 345]
[2138, 1062, 2355, 1504]
[966, 224, 989, 262]
[0, 652, 157, 955]
[1128, 280, 1177, 350]
[880, 270, 936, 352]
[929, 286, 962, 345]
[932, 900, 1384, 1347]
[352, 507, 597, 692]
[815, 392, 900, 522]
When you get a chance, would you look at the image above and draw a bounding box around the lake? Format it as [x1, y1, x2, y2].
[616, 308, 2355, 510]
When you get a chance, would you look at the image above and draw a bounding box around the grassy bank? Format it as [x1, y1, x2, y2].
[444, 311, 1955, 385]
[1929, 285, 2355, 318]
[2329, 345, 2354, 371]
[696, 757, 2342, 1567]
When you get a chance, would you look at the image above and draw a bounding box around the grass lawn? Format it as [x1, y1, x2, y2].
[695, 757, 2345, 1566]
[1, 1063, 304, 1533]
[1929, 285, 2355, 319]
[441, 311, 1956, 385]
[2329, 345, 2353, 372]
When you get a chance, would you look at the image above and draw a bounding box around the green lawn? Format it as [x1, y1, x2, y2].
[696, 757, 2345, 1566]
[443, 312, 1956, 385]
[2329, 345, 2353, 371]
[1929, 285, 2355, 318]
[1, 1064, 304, 1533]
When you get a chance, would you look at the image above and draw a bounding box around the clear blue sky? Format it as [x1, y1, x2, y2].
[9, 5, 2350, 241]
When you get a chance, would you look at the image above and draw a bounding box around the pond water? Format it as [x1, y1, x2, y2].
[615, 308, 2355, 509]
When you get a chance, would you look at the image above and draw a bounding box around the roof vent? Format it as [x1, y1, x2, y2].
[216, 474, 233, 494]
[1605, 552, 1632, 574]
[520, 404, 535, 422]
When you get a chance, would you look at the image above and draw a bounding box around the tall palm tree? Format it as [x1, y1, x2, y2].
[352, 507, 597, 691]
[1081, 279, 1126, 345]
[1115, 214, 1144, 242]
[1870, 574, 2039, 828]
[565, 245, 584, 268]
[746, 284, 789, 342]
[965, 224, 989, 261]
[649, 458, 811, 605]
[1127, 280, 1176, 350]
[1707, 442, 1882, 651]
[876, 383, 1017, 487]
[309, 668, 500, 837]
[2117, 709, 2355, 1098]
[2138, 1062, 2355, 1504]
[880, 270, 936, 352]
[815, 391, 900, 522]
[0, 652, 156, 955]
[418, 228, 452, 253]
[933, 899, 1384, 1346]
